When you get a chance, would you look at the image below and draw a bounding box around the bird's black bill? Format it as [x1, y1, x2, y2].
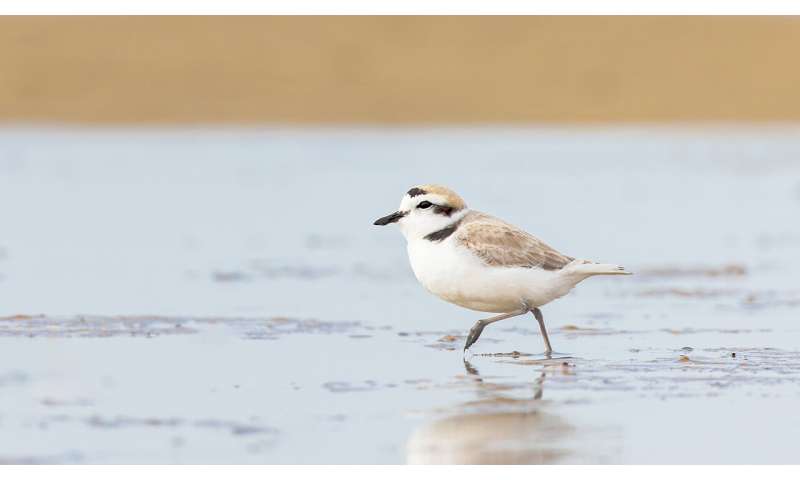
[373, 211, 405, 225]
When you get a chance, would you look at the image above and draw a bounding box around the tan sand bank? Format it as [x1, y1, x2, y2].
[2, 16, 800, 124]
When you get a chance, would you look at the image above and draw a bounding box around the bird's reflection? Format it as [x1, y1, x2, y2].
[406, 359, 572, 464]
[462, 359, 544, 399]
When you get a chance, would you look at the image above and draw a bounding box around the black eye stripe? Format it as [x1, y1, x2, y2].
[434, 205, 454, 216]
[415, 201, 454, 216]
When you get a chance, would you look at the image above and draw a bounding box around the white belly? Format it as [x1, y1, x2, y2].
[406, 237, 577, 313]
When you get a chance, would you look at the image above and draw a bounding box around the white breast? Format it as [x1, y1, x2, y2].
[406, 237, 577, 314]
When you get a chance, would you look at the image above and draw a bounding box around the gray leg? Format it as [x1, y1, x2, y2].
[464, 307, 529, 351]
[531, 307, 553, 355]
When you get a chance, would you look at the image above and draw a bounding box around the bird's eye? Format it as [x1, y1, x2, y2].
[417, 201, 432, 209]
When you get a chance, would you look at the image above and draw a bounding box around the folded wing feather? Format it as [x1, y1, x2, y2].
[455, 211, 574, 271]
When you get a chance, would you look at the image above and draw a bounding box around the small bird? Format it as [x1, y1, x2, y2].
[373, 184, 631, 354]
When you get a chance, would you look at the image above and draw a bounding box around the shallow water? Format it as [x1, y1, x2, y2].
[1, 127, 799, 463]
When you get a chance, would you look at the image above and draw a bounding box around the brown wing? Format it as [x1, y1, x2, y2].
[456, 211, 574, 271]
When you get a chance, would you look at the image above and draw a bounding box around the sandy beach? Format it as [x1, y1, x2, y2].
[2, 17, 800, 124]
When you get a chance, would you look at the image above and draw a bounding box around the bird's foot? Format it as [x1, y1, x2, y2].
[463, 320, 486, 351]
[532, 351, 574, 361]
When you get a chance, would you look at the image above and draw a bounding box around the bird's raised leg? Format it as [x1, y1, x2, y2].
[464, 307, 529, 351]
[531, 307, 553, 355]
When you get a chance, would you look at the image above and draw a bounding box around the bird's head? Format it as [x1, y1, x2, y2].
[373, 184, 468, 240]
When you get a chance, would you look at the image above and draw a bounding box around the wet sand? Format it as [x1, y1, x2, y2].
[1, 127, 800, 463]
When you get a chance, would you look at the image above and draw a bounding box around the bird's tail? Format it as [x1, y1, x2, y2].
[564, 259, 632, 277]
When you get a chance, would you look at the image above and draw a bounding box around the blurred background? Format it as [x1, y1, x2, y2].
[2, 16, 800, 124]
[3, 16, 800, 465]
